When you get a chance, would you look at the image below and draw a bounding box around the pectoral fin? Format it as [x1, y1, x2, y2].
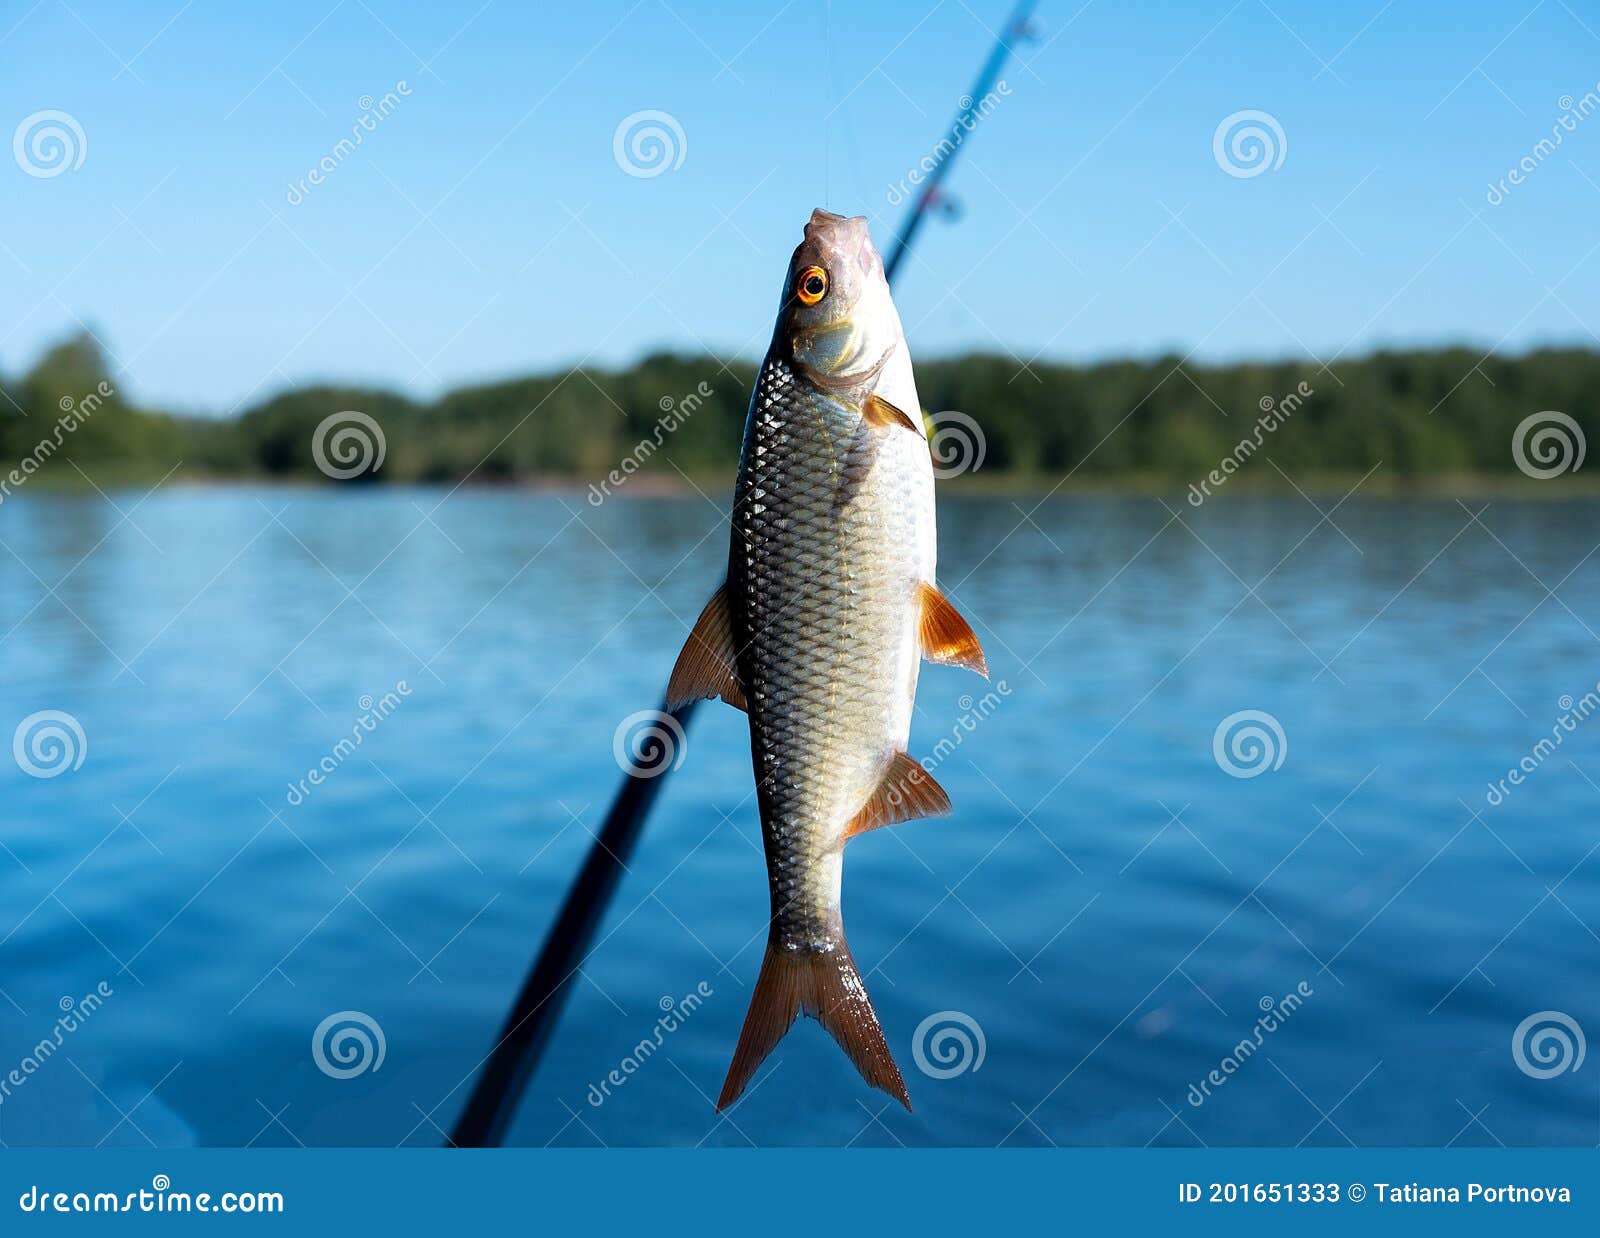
[917, 582, 989, 677]
[863, 393, 920, 434]
[666, 583, 746, 711]
[845, 751, 952, 839]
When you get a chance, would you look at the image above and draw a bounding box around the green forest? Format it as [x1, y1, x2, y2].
[3, 332, 1596, 493]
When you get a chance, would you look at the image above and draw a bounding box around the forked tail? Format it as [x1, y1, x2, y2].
[717, 936, 910, 1111]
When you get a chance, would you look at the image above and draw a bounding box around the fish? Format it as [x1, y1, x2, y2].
[665, 209, 987, 1111]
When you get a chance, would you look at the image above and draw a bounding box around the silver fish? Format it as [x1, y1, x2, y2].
[667, 209, 987, 1110]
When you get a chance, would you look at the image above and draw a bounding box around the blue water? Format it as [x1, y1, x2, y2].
[1, 488, 1596, 1147]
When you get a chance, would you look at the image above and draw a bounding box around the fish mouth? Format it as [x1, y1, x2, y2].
[803, 208, 880, 277]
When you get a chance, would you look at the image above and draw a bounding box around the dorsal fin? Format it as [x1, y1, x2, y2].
[666, 583, 746, 711]
[864, 392, 920, 434]
[917, 582, 988, 677]
[845, 751, 952, 839]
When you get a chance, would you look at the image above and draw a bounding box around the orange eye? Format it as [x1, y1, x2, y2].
[796, 266, 828, 305]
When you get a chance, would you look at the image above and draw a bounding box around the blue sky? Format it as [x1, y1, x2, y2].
[4, 0, 1599, 412]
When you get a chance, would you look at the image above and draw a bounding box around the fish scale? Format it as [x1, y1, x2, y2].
[732, 356, 925, 952]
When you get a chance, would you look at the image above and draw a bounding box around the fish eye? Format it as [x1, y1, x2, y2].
[796, 266, 828, 305]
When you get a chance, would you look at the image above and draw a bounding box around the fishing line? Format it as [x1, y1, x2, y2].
[832, 12, 871, 211]
[819, 0, 835, 208]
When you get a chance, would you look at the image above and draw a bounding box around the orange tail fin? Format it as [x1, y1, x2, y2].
[717, 938, 911, 1111]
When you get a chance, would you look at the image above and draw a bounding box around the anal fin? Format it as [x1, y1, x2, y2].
[845, 751, 952, 839]
[666, 583, 746, 711]
[917, 582, 988, 678]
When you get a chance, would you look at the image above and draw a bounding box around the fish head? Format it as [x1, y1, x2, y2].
[779, 209, 901, 386]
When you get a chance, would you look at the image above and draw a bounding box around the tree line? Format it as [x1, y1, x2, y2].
[2, 332, 1595, 493]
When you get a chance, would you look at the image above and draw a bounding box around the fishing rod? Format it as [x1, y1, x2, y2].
[883, 0, 1039, 285]
[448, 701, 698, 1147]
[448, 1, 1040, 1148]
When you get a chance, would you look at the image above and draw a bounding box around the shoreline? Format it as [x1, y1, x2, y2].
[9, 469, 1598, 501]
